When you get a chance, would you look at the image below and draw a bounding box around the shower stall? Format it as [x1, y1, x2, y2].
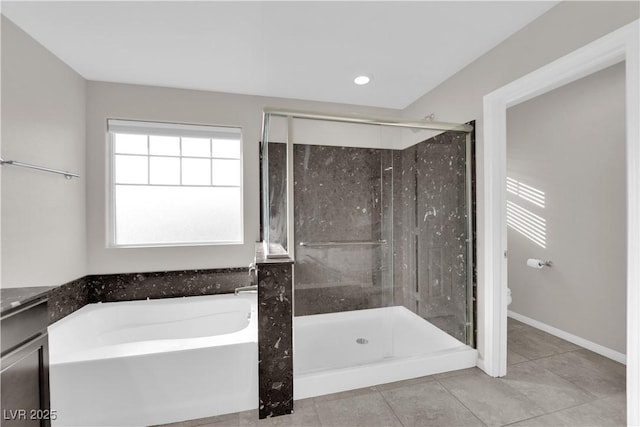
[260, 108, 477, 398]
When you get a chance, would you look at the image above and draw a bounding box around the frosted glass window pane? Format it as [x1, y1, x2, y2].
[212, 159, 241, 186]
[150, 157, 180, 185]
[115, 134, 148, 154]
[212, 139, 240, 159]
[149, 135, 180, 155]
[115, 155, 148, 184]
[115, 185, 242, 245]
[182, 138, 211, 157]
[182, 158, 211, 185]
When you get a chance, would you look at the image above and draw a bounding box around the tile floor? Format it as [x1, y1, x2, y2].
[160, 318, 626, 427]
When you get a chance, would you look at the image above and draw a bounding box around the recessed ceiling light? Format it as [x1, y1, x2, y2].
[354, 75, 371, 85]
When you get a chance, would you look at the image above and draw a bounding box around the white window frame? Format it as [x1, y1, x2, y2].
[107, 119, 244, 248]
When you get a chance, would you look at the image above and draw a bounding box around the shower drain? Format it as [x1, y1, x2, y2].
[356, 338, 369, 344]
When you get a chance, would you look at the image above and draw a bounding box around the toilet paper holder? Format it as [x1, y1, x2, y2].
[527, 258, 553, 268]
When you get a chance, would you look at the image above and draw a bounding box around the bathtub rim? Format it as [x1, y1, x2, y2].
[48, 293, 257, 365]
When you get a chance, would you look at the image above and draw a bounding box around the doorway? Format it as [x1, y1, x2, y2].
[482, 19, 639, 424]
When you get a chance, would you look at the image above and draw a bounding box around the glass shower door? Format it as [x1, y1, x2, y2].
[293, 144, 394, 316]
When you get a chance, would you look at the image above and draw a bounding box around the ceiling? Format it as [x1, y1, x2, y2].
[2, 1, 558, 110]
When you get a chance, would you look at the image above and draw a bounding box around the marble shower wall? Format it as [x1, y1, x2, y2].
[291, 144, 393, 316]
[267, 142, 393, 315]
[267, 131, 472, 343]
[393, 131, 470, 342]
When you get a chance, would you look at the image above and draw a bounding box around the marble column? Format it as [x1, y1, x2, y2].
[255, 243, 294, 419]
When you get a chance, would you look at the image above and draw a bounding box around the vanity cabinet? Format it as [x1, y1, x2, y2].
[1, 296, 51, 427]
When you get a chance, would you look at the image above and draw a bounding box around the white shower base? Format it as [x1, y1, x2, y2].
[293, 306, 477, 399]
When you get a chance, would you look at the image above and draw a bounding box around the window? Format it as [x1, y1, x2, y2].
[108, 119, 243, 247]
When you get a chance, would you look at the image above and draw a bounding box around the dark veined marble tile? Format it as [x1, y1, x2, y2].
[47, 268, 251, 324]
[48, 276, 89, 324]
[256, 253, 294, 419]
[393, 129, 474, 344]
[87, 268, 250, 303]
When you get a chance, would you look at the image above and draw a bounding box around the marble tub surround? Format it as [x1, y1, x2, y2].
[255, 243, 294, 419]
[16, 268, 251, 325]
[48, 277, 90, 324]
[87, 268, 250, 303]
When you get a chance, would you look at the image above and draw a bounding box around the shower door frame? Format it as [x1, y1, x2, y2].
[482, 19, 639, 425]
[261, 108, 476, 345]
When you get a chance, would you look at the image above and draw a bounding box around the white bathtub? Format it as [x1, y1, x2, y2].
[294, 306, 478, 399]
[48, 293, 258, 426]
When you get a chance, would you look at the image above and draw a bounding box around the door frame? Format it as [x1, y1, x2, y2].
[481, 19, 639, 424]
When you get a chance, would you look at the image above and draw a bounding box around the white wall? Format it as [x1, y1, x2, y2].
[86, 82, 398, 274]
[403, 1, 639, 361]
[1, 16, 87, 288]
[507, 63, 626, 354]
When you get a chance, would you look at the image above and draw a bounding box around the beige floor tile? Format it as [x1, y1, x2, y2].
[505, 412, 567, 426]
[154, 413, 240, 427]
[500, 361, 595, 412]
[433, 367, 485, 379]
[510, 394, 626, 427]
[314, 392, 402, 427]
[373, 374, 434, 391]
[508, 348, 529, 365]
[238, 399, 320, 427]
[439, 370, 545, 426]
[382, 381, 484, 426]
[507, 327, 578, 360]
[311, 385, 377, 403]
[508, 318, 529, 333]
[535, 350, 625, 398]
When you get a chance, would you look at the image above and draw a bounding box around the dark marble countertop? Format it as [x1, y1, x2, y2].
[1, 286, 55, 316]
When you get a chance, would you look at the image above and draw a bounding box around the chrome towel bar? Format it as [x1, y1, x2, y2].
[0, 158, 79, 179]
[299, 240, 387, 247]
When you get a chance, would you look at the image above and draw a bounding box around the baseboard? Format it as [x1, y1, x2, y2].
[476, 357, 486, 372]
[507, 310, 627, 365]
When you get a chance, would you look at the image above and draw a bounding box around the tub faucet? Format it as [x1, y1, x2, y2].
[248, 262, 257, 285]
[234, 285, 257, 295]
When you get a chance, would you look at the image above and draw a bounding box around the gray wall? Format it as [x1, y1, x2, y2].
[1, 16, 87, 288]
[403, 1, 639, 360]
[506, 63, 626, 354]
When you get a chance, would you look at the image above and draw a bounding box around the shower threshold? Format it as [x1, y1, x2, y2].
[293, 306, 477, 399]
